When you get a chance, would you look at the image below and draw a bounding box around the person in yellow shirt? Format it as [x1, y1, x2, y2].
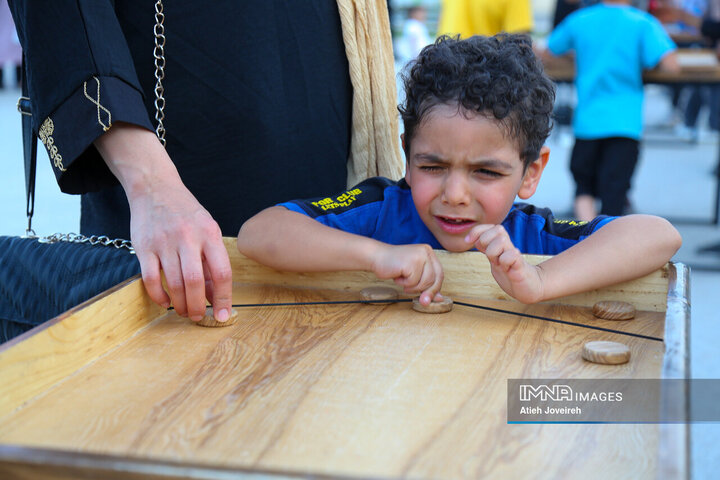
[438, 0, 533, 38]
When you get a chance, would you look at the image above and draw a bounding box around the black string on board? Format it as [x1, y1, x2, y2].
[178, 297, 665, 343]
[229, 299, 412, 308]
[451, 300, 663, 342]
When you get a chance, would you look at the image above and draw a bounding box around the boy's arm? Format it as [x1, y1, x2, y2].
[237, 207, 445, 305]
[467, 215, 681, 303]
[534, 215, 681, 301]
[657, 50, 680, 74]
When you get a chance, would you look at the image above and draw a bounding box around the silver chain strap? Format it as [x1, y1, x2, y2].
[37, 233, 135, 254]
[25, 5, 168, 254]
[153, 0, 166, 146]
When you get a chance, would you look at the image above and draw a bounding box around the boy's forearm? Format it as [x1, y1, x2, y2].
[237, 207, 380, 273]
[535, 215, 681, 301]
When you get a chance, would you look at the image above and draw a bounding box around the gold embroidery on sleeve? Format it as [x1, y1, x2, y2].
[38, 117, 65, 172]
[83, 76, 112, 131]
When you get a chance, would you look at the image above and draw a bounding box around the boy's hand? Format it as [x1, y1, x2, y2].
[371, 244, 444, 306]
[465, 225, 545, 304]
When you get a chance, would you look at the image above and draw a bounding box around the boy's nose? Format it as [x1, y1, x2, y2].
[441, 173, 471, 205]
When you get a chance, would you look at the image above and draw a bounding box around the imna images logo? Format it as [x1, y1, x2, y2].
[519, 384, 573, 402]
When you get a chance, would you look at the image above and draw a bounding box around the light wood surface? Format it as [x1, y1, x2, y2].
[0, 285, 665, 479]
[0, 239, 689, 479]
[0, 276, 163, 416]
[225, 239, 671, 313]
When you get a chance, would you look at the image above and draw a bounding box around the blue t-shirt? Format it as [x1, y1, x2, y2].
[547, 3, 676, 140]
[280, 177, 615, 256]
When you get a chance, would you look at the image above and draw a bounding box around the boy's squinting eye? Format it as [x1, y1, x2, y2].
[475, 168, 503, 178]
[419, 165, 445, 173]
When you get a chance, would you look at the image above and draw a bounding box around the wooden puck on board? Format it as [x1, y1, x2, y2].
[582, 341, 631, 365]
[360, 286, 399, 305]
[592, 301, 636, 320]
[196, 308, 239, 328]
[412, 296, 453, 314]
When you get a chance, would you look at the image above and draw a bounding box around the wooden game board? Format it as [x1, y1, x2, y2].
[0, 238, 689, 479]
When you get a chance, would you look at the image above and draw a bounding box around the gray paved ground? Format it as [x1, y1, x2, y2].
[0, 78, 718, 477]
[546, 84, 720, 479]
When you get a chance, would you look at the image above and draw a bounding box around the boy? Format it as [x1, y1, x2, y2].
[544, 0, 679, 220]
[237, 34, 681, 307]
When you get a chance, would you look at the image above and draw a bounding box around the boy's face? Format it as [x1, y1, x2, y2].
[404, 104, 548, 252]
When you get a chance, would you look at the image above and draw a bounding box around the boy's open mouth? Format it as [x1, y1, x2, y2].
[435, 216, 475, 233]
[440, 217, 471, 224]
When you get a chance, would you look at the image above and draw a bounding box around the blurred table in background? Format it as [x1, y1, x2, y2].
[543, 48, 720, 86]
[542, 49, 720, 227]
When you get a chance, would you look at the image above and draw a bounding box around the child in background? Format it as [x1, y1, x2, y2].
[395, 6, 433, 65]
[545, 0, 679, 221]
[238, 35, 681, 306]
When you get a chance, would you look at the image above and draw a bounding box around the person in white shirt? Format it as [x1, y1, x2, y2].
[396, 6, 433, 65]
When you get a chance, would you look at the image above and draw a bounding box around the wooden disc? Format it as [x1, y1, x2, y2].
[582, 341, 630, 365]
[592, 301, 636, 320]
[195, 308, 239, 328]
[412, 296, 453, 314]
[360, 286, 399, 305]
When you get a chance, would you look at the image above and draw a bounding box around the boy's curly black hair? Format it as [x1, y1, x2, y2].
[399, 34, 555, 168]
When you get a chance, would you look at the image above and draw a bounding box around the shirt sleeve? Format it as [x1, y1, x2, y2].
[8, 0, 154, 194]
[279, 177, 397, 238]
[640, 15, 677, 69]
[547, 17, 573, 56]
[503, 203, 615, 255]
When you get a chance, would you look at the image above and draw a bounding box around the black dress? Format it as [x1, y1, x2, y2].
[9, 0, 353, 238]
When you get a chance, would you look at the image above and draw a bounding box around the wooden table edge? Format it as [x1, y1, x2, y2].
[0, 445, 393, 480]
[0, 242, 691, 480]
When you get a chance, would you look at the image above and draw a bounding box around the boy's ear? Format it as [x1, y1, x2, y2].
[517, 146, 550, 200]
[401, 133, 406, 152]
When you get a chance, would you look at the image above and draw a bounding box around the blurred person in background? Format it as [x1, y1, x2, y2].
[395, 5, 433, 65]
[0, 0, 20, 88]
[437, 0, 532, 38]
[659, 0, 720, 142]
[655, 0, 720, 34]
[544, 0, 679, 221]
[554, 0, 589, 27]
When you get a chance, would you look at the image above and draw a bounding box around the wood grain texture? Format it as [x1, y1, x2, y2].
[225, 239, 670, 312]
[0, 446, 333, 480]
[360, 286, 399, 304]
[592, 301, 636, 320]
[582, 341, 631, 365]
[0, 285, 666, 479]
[0, 239, 688, 480]
[0, 276, 164, 418]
